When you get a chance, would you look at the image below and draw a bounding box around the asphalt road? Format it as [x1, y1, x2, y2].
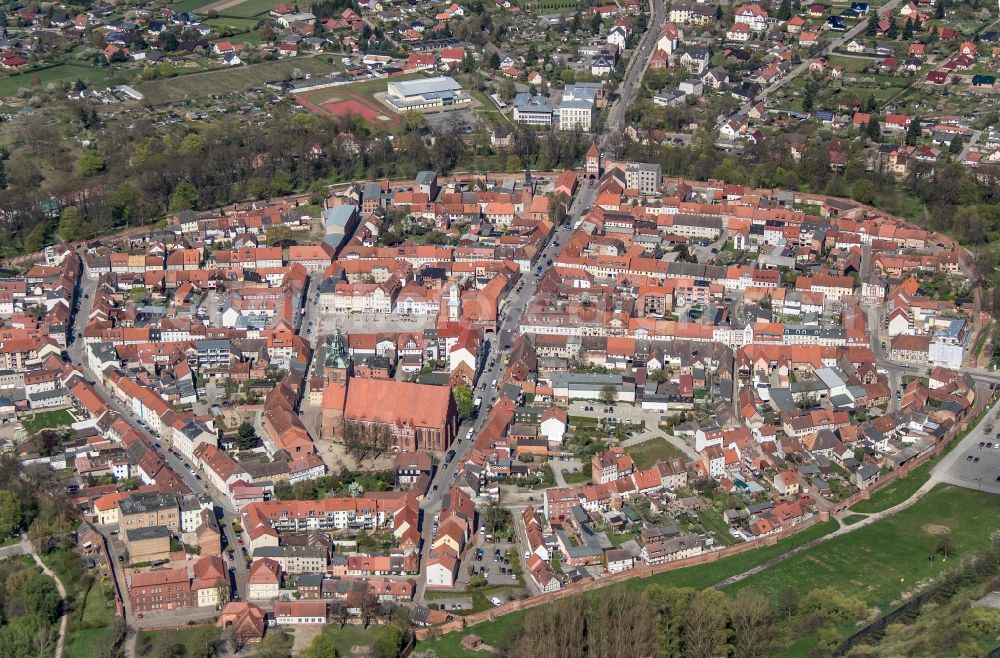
[67, 263, 250, 602]
[600, 0, 665, 157]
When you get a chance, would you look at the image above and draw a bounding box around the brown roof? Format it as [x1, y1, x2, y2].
[344, 378, 452, 429]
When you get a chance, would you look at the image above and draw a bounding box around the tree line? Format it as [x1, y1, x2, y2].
[501, 582, 873, 658]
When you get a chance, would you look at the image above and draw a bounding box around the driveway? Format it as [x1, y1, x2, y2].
[549, 458, 584, 487]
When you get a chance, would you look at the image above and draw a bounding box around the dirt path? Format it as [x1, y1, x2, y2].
[29, 546, 69, 658]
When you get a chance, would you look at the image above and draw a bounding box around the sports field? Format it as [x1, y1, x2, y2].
[296, 87, 400, 125]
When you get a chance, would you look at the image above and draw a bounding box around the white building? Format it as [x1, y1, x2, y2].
[385, 76, 471, 111]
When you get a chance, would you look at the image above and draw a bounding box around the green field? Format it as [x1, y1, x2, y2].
[417, 520, 838, 657]
[0, 64, 117, 98]
[203, 16, 260, 30]
[345, 73, 423, 105]
[170, 0, 210, 12]
[136, 57, 339, 104]
[827, 54, 876, 73]
[730, 486, 993, 612]
[204, 0, 283, 17]
[626, 437, 685, 469]
[137, 626, 221, 657]
[20, 408, 75, 434]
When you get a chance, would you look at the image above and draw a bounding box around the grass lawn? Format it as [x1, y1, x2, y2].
[345, 72, 423, 105]
[137, 626, 220, 657]
[203, 16, 260, 30]
[136, 57, 338, 104]
[827, 54, 875, 72]
[849, 461, 931, 513]
[626, 437, 685, 469]
[729, 485, 995, 613]
[66, 628, 119, 658]
[417, 520, 837, 657]
[561, 469, 591, 484]
[841, 514, 866, 525]
[21, 408, 75, 434]
[316, 625, 381, 655]
[0, 64, 116, 98]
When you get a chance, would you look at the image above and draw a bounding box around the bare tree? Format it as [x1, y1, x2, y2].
[729, 589, 773, 658]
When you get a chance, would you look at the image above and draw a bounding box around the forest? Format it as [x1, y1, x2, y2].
[0, 103, 588, 259]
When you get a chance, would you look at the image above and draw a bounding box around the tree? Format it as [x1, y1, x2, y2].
[684, 589, 730, 658]
[236, 422, 258, 450]
[169, 180, 199, 211]
[22, 575, 61, 624]
[0, 489, 23, 538]
[77, 149, 105, 177]
[778, 586, 799, 619]
[935, 0, 944, 19]
[866, 117, 881, 142]
[729, 590, 773, 658]
[498, 77, 516, 104]
[866, 14, 877, 36]
[802, 89, 814, 112]
[887, 18, 898, 39]
[950, 133, 963, 155]
[23, 223, 47, 255]
[777, 0, 791, 20]
[598, 383, 617, 406]
[548, 192, 569, 225]
[905, 116, 922, 146]
[58, 206, 84, 242]
[850, 179, 876, 204]
[303, 632, 338, 658]
[453, 384, 474, 420]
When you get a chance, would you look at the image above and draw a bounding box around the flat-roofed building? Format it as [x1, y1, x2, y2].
[386, 76, 471, 111]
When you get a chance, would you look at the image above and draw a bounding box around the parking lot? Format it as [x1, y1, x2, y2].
[314, 310, 435, 337]
[948, 437, 1000, 491]
[933, 401, 1000, 494]
[459, 537, 521, 588]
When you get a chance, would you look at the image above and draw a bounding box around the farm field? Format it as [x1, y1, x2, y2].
[0, 64, 116, 98]
[136, 57, 337, 104]
[198, 0, 283, 18]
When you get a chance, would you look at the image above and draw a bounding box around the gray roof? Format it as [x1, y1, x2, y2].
[389, 76, 461, 97]
[126, 525, 171, 541]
